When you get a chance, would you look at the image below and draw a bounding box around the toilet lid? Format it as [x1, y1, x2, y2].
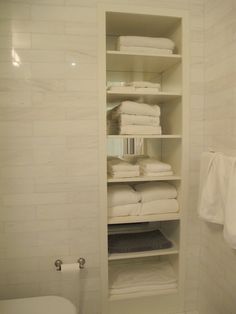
[0, 296, 77, 314]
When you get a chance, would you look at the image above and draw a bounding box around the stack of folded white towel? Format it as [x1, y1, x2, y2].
[107, 157, 140, 178]
[107, 81, 161, 93]
[108, 182, 178, 217]
[117, 36, 175, 55]
[108, 184, 141, 218]
[108, 101, 161, 135]
[136, 157, 173, 176]
[109, 259, 177, 295]
[135, 182, 178, 216]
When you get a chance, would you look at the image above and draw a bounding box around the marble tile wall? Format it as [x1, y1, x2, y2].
[0, 1, 204, 313]
[198, 1, 236, 313]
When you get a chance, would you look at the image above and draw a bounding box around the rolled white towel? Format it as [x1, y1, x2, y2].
[108, 184, 141, 207]
[119, 45, 173, 55]
[118, 36, 175, 50]
[115, 101, 160, 117]
[119, 125, 162, 135]
[118, 114, 160, 126]
[135, 182, 177, 202]
[108, 203, 141, 217]
[140, 199, 179, 215]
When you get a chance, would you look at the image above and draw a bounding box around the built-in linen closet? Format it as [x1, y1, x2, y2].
[98, 5, 189, 314]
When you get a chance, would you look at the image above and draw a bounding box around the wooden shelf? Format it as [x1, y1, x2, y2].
[107, 90, 181, 102]
[109, 287, 178, 301]
[108, 212, 180, 224]
[107, 175, 181, 183]
[108, 243, 179, 261]
[106, 51, 181, 73]
[107, 135, 182, 139]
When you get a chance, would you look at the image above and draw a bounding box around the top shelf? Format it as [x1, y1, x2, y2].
[106, 51, 181, 73]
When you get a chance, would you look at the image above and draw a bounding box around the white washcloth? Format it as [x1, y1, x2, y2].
[107, 184, 141, 207]
[223, 158, 236, 248]
[116, 101, 160, 117]
[198, 152, 226, 224]
[118, 114, 160, 126]
[107, 157, 139, 172]
[109, 260, 177, 291]
[141, 170, 173, 177]
[118, 36, 175, 50]
[137, 158, 172, 172]
[135, 182, 177, 202]
[120, 125, 162, 135]
[109, 170, 140, 178]
[119, 45, 173, 55]
[108, 203, 141, 217]
[128, 81, 161, 88]
[140, 199, 179, 215]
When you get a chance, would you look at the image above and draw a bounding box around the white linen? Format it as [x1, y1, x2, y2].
[118, 36, 175, 50]
[120, 125, 162, 135]
[118, 114, 160, 126]
[110, 282, 177, 295]
[141, 170, 173, 177]
[119, 45, 173, 55]
[135, 182, 177, 202]
[128, 81, 161, 88]
[107, 184, 141, 207]
[140, 199, 179, 215]
[137, 157, 172, 172]
[107, 157, 139, 172]
[109, 260, 177, 292]
[108, 203, 141, 217]
[115, 101, 161, 117]
[198, 152, 226, 224]
[109, 170, 140, 178]
[108, 86, 136, 93]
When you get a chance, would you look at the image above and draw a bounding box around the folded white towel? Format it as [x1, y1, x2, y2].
[141, 199, 179, 215]
[128, 81, 161, 88]
[141, 170, 173, 177]
[108, 86, 136, 93]
[137, 157, 172, 172]
[116, 101, 160, 117]
[119, 45, 173, 55]
[107, 157, 139, 172]
[109, 260, 177, 292]
[118, 114, 160, 126]
[107, 184, 141, 207]
[108, 170, 140, 178]
[108, 203, 141, 217]
[110, 282, 177, 295]
[120, 125, 162, 135]
[198, 152, 226, 224]
[118, 36, 175, 50]
[135, 182, 177, 202]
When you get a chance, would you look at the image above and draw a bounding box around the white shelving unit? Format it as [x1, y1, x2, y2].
[98, 5, 189, 314]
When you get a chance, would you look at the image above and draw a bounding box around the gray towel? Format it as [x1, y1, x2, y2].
[108, 229, 172, 254]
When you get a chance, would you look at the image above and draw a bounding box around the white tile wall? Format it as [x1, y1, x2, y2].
[198, 1, 236, 314]
[0, 0, 204, 313]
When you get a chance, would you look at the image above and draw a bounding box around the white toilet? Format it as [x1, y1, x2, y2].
[0, 296, 77, 314]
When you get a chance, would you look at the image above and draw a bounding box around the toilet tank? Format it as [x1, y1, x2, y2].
[0, 296, 77, 314]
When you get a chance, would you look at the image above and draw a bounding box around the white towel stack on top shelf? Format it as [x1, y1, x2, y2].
[107, 157, 140, 178]
[117, 36, 175, 55]
[109, 259, 177, 295]
[108, 101, 161, 135]
[134, 182, 179, 215]
[108, 184, 141, 217]
[136, 157, 173, 176]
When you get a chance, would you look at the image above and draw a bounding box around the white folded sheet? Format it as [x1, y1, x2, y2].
[107, 156, 139, 172]
[137, 157, 172, 172]
[115, 101, 161, 117]
[109, 170, 140, 178]
[110, 282, 177, 295]
[107, 184, 141, 207]
[119, 45, 173, 55]
[141, 170, 173, 177]
[118, 36, 175, 50]
[109, 260, 177, 292]
[108, 203, 141, 217]
[134, 182, 177, 202]
[120, 125, 162, 135]
[140, 199, 179, 215]
[118, 114, 160, 126]
[128, 81, 161, 88]
[108, 86, 136, 93]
